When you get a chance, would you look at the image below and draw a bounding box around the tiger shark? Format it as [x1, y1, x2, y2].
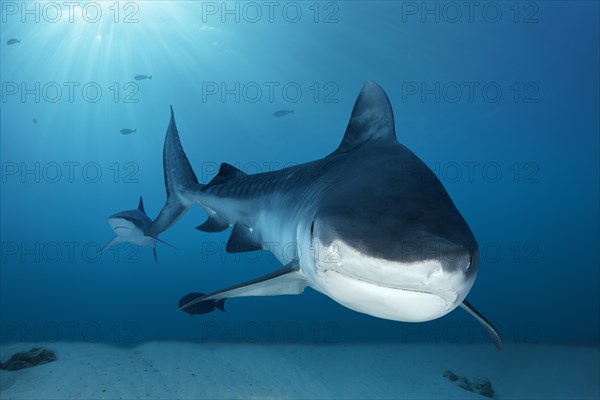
[102, 196, 171, 262]
[146, 81, 503, 350]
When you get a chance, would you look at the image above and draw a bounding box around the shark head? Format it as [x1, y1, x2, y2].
[103, 197, 158, 259]
[107, 210, 152, 239]
[303, 81, 479, 322]
[107, 197, 153, 242]
[309, 210, 478, 322]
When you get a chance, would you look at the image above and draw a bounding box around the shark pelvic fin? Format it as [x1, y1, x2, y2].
[331, 80, 397, 156]
[226, 222, 262, 253]
[196, 212, 230, 232]
[178, 260, 305, 311]
[460, 300, 504, 351]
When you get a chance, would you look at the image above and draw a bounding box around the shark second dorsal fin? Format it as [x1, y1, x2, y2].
[207, 163, 247, 187]
[331, 80, 397, 156]
[138, 196, 145, 213]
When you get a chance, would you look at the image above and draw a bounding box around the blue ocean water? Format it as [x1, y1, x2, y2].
[1, 0, 598, 353]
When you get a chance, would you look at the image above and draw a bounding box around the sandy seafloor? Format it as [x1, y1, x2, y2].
[0, 342, 598, 399]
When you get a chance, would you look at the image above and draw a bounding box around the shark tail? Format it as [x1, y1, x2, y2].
[146, 106, 204, 237]
[215, 299, 226, 312]
[146, 106, 246, 238]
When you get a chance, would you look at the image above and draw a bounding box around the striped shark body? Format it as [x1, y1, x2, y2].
[146, 81, 502, 350]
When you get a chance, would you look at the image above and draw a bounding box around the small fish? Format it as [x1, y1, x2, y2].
[178, 292, 226, 317]
[134, 75, 152, 81]
[273, 109, 293, 117]
[7, 38, 20, 46]
[32, 118, 37, 124]
[120, 128, 136, 135]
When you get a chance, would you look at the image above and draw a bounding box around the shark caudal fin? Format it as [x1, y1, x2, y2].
[146, 106, 204, 237]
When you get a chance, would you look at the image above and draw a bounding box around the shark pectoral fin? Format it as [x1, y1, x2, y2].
[178, 260, 305, 311]
[226, 222, 262, 253]
[460, 300, 504, 351]
[147, 236, 175, 262]
[152, 236, 177, 250]
[100, 236, 119, 253]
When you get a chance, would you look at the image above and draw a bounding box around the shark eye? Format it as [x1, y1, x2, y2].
[310, 220, 315, 239]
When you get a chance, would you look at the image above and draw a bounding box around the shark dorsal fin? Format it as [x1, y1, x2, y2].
[207, 163, 247, 187]
[331, 81, 397, 155]
[138, 196, 145, 213]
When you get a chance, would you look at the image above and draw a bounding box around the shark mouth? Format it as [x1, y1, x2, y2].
[312, 240, 468, 317]
[321, 267, 458, 308]
[316, 268, 461, 323]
